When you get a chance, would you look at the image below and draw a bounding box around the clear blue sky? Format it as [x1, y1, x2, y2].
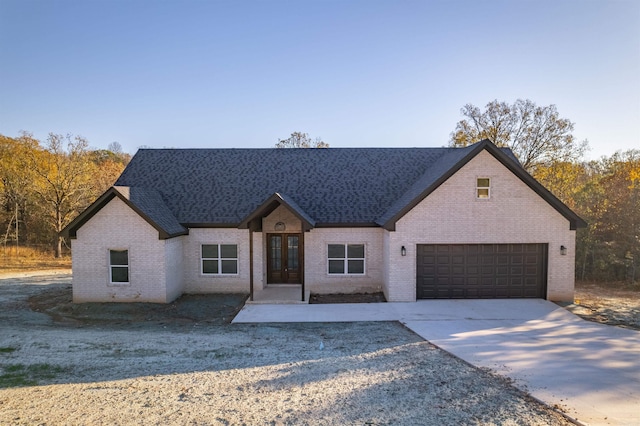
[1, 0, 638, 159]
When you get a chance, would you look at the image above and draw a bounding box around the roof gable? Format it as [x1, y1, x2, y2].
[61, 186, 187, 240]
[377, 140, 586, 230]
[238, 192, 316, 231]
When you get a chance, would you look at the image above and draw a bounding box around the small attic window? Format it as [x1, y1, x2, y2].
[477, 178, 490, 199]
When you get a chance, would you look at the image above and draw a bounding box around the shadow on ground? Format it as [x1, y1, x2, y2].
[28, 285, 248, 328]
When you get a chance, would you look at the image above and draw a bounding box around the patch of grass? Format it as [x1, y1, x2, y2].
[0, 363, 68, 388]
[0, 246, 71, 272]
[0, 347, 17, 353]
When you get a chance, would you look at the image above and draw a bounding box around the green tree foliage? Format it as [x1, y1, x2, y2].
[450, 99, 588, 172]
[534, 151, 639, 283]
[275, 131, 329, 148]
[574, 151, 640, 283]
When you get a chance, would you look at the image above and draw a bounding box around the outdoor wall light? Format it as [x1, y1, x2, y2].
[401, 246, 407, 256]
[560, 245, 567, 256]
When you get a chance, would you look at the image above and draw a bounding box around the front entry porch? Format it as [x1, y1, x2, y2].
[247, 284, 310, 305]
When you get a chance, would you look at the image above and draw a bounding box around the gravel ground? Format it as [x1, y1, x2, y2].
[562, 281, 640, 330]
[0, 274, 573, 425]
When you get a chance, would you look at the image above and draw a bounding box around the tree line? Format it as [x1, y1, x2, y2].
[0, 132, 130, 257]
[2, 112, 637, 283]
[451, 99, 639, 284]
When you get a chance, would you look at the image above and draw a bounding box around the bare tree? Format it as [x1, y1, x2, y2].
[450, 99, 588, 171]
[28, 133, 97, 257]
[275, 131, 329, 148]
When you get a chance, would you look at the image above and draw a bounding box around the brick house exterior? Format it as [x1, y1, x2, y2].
[62, 140, 585, 303]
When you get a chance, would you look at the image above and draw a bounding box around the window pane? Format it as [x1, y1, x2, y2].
[110, 250, 128, 266]
[270, 236, 281, 270]
[270, 236, 281, 249]
[111, 266, 129, 282]
[347, 244, 364, 259]
[288, 247, 298, 270]
[288, 236, 299, 270]
[220, 244, 237, 259]
[203, 260, 218, 274]
[348, 260, 365, 274]
[328, 260, 345, 274]
[328, 244, 345, 259]
[477, 178, 490, 187]
[477, 188, 490, 198]
[221, 260, 238, 274]
[202, 244, 218, 259]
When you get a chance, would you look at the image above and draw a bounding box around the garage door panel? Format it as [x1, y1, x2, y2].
[417, 244, 547, 299]
[481, 266, 494, 274]
[437, 266, 449, 275]
[496, 266, 509, 275]
[481, 256, 494, 265]
[495, 277, 509, 286]
[452, 266, 464, 275]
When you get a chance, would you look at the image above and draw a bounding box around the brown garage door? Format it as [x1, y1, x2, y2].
[417, 244, 547, 299]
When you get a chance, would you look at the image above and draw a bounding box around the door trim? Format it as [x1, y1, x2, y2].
[267, 233, 303, 284]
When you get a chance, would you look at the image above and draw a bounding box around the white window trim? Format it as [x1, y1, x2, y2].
[201, 244, 239, 276]
[476, 177, 491, 200]
[108, 248, 130, 286]
[327, 243, 366, 275]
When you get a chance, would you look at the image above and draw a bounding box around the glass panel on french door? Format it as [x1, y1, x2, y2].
[288, 235, 299, 270]
[270, 235, 282, 270]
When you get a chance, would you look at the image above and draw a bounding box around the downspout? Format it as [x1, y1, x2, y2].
[300, 230, 305, 301]
[249, 228, 254, 301]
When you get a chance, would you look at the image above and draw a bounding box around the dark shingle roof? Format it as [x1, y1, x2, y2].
[112, 186, 187, 237]
[62, 140, 586, 239]
[114, 147, 462, 225]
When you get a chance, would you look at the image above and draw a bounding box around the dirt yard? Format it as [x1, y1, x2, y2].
[563, 281, 640, 330]
[0, 274, 577, 425]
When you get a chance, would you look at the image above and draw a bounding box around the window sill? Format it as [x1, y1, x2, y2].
[327, 274, 367, 277]
[201, 274, 239, 277]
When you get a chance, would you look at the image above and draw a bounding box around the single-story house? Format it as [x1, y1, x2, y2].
[62, 139, 586, 303]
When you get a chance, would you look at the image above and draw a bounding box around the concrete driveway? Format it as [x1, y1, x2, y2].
[233, 299, 640, 426]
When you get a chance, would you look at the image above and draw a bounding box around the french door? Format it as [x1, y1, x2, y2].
[267, 234, 301, 284]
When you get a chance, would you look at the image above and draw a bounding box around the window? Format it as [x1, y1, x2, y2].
[109, 249, 129, 283]
[328, 244, 365, 275]
[477, 177, 490, 199]
[202, 244, 238, 275]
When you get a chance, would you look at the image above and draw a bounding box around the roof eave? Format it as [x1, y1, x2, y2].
[60, 189, 118, 239]
[61, 187, 188, 241]
[110, 190, 187, 240]
[238, 193, 316, 231]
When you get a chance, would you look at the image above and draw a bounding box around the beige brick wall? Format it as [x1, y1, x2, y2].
[262, 204, 303, 233]
[164, 236, 184, 301]
[386, 150, 576, 302]
[71, 197, 174, 303]
[304, 228, 385, 294]
[72, 150, 575, 303]
[182, 228, 251, 294]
